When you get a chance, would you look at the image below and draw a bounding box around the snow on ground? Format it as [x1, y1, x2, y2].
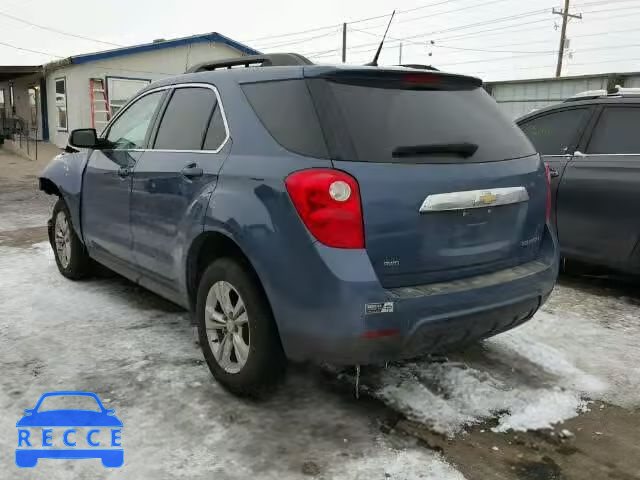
[0, 186, 52, 231]
[364, 280, 640, 436]
[0, 243, 464, 480]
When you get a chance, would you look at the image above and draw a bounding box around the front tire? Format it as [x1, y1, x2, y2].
[49, 198, 92, 280]
[196, 257, 286, 396]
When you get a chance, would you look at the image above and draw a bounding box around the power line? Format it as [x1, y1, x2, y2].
[0, 39, 64, 58]
[436, 44, 555, 54]
[462, 54, 640, 77]
[436, 6, 640, 42]
[433, 25, 640, 54]
[305, 9, 552, 58]
[0, 9, 123, 47]
[255, 28, 340, 50]
[437, 41, 640, 67]
[241, 0, 495, 44]
[348, 0, 471, 25]
[309, 5, 640, 61]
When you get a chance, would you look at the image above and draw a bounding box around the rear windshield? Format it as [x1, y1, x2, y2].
[241, 77, 534, 163]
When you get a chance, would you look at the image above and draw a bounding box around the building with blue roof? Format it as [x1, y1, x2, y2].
[0, 32, 259, 148]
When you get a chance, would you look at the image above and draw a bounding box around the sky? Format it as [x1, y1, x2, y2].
[0, 0, 638, 81]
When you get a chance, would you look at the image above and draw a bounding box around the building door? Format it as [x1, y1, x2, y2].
[27, 85, 40, 139]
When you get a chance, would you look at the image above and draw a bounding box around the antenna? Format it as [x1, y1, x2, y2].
[365, 10, 396, 66]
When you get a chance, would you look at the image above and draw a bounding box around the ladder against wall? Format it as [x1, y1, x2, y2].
[89, 78, 110, 131]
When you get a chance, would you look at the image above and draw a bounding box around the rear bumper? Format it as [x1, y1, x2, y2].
[275, 226, 558, 365]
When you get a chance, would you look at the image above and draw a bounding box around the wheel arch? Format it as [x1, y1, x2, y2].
[39, 151, 89, 244]
[185, 230, 274, 319]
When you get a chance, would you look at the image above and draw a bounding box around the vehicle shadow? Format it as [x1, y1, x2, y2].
[557, 271, 640, 302]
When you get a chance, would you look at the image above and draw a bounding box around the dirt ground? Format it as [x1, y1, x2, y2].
[1, 146, 638, 479]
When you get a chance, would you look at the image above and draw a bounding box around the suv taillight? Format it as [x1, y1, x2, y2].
[285, 169, 364, 249]
[544, 162, 552, 221]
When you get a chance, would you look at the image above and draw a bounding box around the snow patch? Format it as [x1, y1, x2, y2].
[366, 281, 640, 436]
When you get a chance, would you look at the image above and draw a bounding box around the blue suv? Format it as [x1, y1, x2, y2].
[39, 54, 558, 396]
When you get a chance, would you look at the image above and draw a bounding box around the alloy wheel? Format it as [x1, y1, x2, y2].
[204, 281, 250, 374]
[54, 211, 72, 269]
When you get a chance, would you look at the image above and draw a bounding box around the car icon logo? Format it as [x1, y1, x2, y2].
[16, 391, 123, 468]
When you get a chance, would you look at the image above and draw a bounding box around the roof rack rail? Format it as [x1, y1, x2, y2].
[186, 53, 313, 73]
[564, 85, 640, 102]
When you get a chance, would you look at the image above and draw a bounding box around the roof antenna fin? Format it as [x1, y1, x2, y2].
[365, 10, 396, 66]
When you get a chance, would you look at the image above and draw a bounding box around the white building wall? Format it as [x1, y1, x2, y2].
[45, 41, 244, 147]
[489, 75, 609, 119]
[625, 74, 640, 88]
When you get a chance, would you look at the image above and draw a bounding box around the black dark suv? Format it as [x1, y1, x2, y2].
[517, 87, 640, 275]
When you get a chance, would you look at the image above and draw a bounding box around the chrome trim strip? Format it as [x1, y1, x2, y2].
[543, 152, 640, 158]
[419, 186, 529, 213]
[101, 82, 230, 154]
[573, 152, 640, 157]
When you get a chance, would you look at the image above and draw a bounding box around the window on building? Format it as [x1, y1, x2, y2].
[153, 87, 217, 150]
[105, 91, 164, 150]
[518, 108, 590, 155]
[203, 105, 227, 150]
[0, 89, 5, 119]
[55, 78, 68, 131]
[107, 77, 151, 116]
[587, 107, 640, 154]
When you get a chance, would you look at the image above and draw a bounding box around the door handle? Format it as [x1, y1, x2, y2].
[181, 164, 204, 179]
[117, 167, 130, 177]
[548, 168, 559, 178]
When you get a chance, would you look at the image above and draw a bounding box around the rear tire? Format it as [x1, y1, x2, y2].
[196, 257, 286, 397]
[49, 198, 92, 280]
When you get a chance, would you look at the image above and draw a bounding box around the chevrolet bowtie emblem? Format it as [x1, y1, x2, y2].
[477, 192, 498, 205]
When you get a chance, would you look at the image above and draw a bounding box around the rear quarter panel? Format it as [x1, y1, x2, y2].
[198, 78, 338, 338]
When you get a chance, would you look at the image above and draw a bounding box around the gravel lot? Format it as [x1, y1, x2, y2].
[1, 147, 639, 479]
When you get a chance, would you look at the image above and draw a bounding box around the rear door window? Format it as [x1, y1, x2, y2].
[519, 108, 590, 155]
[153, 87, 217, 150]
[586, 107, 640, 154]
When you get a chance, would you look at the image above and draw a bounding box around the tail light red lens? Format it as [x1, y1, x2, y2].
[544, 162, 552, 221]
[285, 169, 365, 249]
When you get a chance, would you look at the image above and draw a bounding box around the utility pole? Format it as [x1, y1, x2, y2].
[553, 0, 582, 77]
[399, 42, 403, 64]
[342, 23, 347, 63]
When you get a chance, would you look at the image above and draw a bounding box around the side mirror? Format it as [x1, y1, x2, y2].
[68, 128, 99, 149]
[23, 409, 34, 415]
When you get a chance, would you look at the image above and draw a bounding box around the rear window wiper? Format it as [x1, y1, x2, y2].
[392, 142, 478, 158]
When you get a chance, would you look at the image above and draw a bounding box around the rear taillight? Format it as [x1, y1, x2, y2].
[544, 162, 552, 221]
[285, 169, 364, 249]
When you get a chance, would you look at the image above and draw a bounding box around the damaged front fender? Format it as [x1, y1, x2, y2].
[39, 150, 91, 243]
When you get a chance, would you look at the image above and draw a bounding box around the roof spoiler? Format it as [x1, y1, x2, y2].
[186, 53, 313, 73]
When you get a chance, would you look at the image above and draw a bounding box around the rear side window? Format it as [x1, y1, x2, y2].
[241, 80, 329, 158]
[519, 108, 589, 155]
[203, 105, 227, 150]
[153, 87, 217, 150]
[587, 107, 640, 154]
